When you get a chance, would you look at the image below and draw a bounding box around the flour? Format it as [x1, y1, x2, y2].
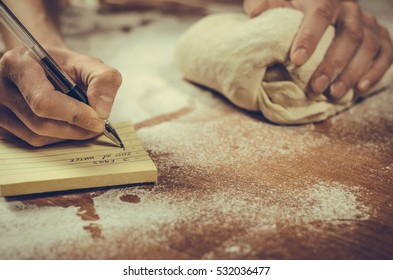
[0, 199, 87, 258]
[84, 180, 369, 259]
[137, 89, 331, 169]
[0, 172, 370, 259]
[0, 2, 390, 259]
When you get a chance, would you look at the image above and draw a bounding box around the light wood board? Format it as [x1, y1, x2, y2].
[0, 121, 157, 196]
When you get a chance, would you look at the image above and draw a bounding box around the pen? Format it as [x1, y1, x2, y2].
[0, 1, 124, 149]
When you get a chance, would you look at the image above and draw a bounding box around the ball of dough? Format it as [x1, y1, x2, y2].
[176, 8, 392, 124]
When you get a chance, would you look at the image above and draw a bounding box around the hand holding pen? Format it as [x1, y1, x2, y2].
[0, 1, 123, 147]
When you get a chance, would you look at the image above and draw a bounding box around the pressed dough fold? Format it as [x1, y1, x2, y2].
[175, 8, 393, 124]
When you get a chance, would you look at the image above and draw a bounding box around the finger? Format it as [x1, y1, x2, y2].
[1, 47, 104, 133]
[5, 96, 101, 140]
[65, 53, 122, 119]
[0, 105, 63, 147]
[1, 82, 100, 140]
[291, 0, 340, 66]
[357, 26, 393, 93]
[49, 49, 122, 119]
[244, 0, 269, 17]
[310, 2, 364, 94]
[329, 14, 381, 98]
[85, 65, 122, 120]
[243, 0, 290, 18]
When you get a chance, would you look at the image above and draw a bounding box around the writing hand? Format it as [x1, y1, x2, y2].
[0, 46, 122, 147]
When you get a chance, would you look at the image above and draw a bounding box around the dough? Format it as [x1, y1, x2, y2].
[175, 8, 393, 124]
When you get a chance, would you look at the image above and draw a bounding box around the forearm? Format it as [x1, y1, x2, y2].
[0, 0, 66, 49]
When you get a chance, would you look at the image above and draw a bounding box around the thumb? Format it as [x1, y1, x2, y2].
[48, 48, 123, 120]
[87, 67, 123, 119]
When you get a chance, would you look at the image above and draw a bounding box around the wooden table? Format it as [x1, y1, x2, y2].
[0, 0, 392, 260]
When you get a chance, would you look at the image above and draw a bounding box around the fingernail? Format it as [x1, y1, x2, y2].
[330, 82, 347, 98]
[250, 9, 260, 18]
[313, 75, 330, 93]
[96, 95, 114, 119]
[246, 0, 265, 17]
[292, 48, 308, 65]
[358, 80, 370, 92]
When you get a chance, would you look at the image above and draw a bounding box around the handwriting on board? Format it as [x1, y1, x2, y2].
[0, 122, 157, 196]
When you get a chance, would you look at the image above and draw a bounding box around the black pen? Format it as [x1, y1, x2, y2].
[0, 1, 124, 148]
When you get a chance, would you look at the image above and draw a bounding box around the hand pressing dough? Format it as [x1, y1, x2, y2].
[175, 8, 393, 124]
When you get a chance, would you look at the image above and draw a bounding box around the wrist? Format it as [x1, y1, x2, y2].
[29, 14, 67, 49]
[1, 15, 66, 50]
[0, 0, 67, 50]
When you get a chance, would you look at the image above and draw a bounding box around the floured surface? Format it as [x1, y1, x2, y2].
[0, 0, 392, 259]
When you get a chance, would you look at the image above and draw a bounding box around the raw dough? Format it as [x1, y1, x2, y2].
[175, 8, 393, 124]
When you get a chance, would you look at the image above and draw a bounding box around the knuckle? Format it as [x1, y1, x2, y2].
[29, 116, 54, 136]
[1, 51, 15, 67]
[362, 30, 381, 54]
[1, 47, 21, 63]
[0, 46, 32, 83]
[364, 40, 380, 55]
[28, 136, 49, 148]
[379, 26, 390, 38]
[0, 46, 26, 67]
[327, 60, 346, 76]
[18, 122, 49, 146]
[344, 23, 364, 44]
[313, 2, 336, 22]
[28, 93, 51, 117]
[341, 69, 361, 86]
[349, 2, 362, 15]
[0, 50, 17, 76]
[70, 110, 84, 125]
[364, 13, 378, 26]
[104, 68, 123, 87]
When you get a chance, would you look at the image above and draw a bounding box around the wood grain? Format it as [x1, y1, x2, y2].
[0, 0, 391, 260]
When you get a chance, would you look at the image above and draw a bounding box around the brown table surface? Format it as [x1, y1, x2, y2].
[0, 0, 392, 260]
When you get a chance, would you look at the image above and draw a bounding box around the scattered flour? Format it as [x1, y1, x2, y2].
[0, 2, 391, 259]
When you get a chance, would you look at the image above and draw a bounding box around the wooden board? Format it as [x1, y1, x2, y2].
[0, 122, 157, 196]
